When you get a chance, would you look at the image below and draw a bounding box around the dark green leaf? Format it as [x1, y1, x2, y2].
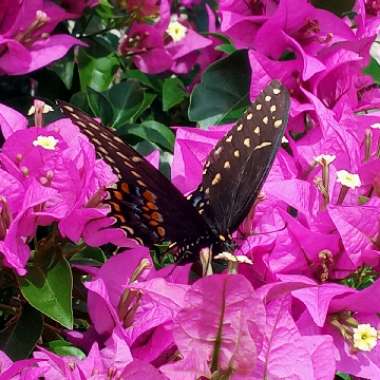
[77, 49, 118, 92]
[0, 303, 43, 361]
[126, 70, 162, 91]
[215, 44, 236, 54]
[335, 372, 352, 380]
[47, 340, 86, 359]
[87, 87, 114, 125]
[159, 151, 172, 179]
[188, 50, 251, 125]
[310, 0, 355, 16]
[19, 255, 73, 329]
[70, 92, 91, 112]
[49, 54, 75, 90]
[70, 247, 106, 266]
[364, 58, 380, 84]
[108, 80, 145, 128]
[162, 77, 186, 111]
[133, 93, 157, 120]
[124, 121, 175, 151]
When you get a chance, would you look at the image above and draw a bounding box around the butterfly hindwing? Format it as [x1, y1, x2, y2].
[190, 80, 290, 234]
[57, 101, 211, 257]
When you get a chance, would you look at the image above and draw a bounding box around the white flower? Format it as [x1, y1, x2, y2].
[336, 170, 361, 189]
[353, 324, 378, 352]
[166, 20, 187, 42]
[28, 104, 53, 115]
[214, 252, 253, 264]
[314, 154, 336, 165]
[370, 123, 380, 130]
[32, 135, 59, 150]
[370, 35, 380, 66]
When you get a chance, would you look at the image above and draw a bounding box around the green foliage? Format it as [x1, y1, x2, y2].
[47, 340, 86, 359]
[19, 254, 74, 329]
[0, 304, 43, 360]
[188, 50, 251, 126]
[310, 0, 355, 16]
[364, 58, 380, 84]
[162, 77, 187, 111]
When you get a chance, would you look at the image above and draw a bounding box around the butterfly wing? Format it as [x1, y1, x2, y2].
[190, 80, 290, 234]
[57, 101, 212, 258]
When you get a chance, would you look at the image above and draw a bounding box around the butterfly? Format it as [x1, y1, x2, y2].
[58, 80, 289, 264]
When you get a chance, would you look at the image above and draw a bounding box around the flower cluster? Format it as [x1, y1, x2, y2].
[1, 1, 380, 380]
[0, 101, 133, 275]
[0, 0, 88, 75]
[118, 0, 218, 74]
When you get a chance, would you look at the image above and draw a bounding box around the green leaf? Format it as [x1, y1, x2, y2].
[70, 247, 106, 266]
[77, 49, 118, 92]
[70, 92, 91, 113]
[126, 70, 162, 91]
[133, 93, 157, 120]
[364, 58, 380, 84]
[188, 50, 251, 125]
[162, 77, 187, 111]
[87, 87, 114, 125]
[47, 340, 86, 359]
[124, 121, 175, 151]
[0, 303, 43, 360]
[49, 53, 75, 90]
[19, 255, 73, 329]
[215, 43, 236, 54]
[310, 0, 355, 16]
[335, 372, 352, 380]
[107, 80, 145, 128]
[159, 151, 172, 179]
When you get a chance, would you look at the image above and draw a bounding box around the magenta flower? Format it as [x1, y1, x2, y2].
[85, 246, 191, 365]
[119, 0, 213, 74]
[161, 274, 265, 379]
[0, 0, 84, 75]
[0, 104, 134, 274]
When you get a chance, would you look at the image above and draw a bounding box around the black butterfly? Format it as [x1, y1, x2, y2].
[58, 80, 289, 263]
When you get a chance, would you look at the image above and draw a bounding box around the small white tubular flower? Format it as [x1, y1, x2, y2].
[32, 135, 59, 150]
[214, 252, 253, 265]
[353, 324, 378, 352]
[336, 170, 361, 189]
[370, 123, 380, 130]
[314, 154, 336, 165]
[28, 104, 54, 115]
[166, 20, 187, 42]
[370, 35, 380, 66]
[281, 136, 289, 144]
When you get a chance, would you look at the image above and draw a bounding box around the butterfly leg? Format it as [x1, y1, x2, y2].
[200, 246, 213, 276]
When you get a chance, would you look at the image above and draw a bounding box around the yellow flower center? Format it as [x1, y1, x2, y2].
[353, 324, 378, 352]
[167, 21, 187, 42]
[336, 170, 361, 189]
[32, 135, 59, 151]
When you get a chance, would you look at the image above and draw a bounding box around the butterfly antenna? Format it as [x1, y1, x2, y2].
[234, 222, 288, 255]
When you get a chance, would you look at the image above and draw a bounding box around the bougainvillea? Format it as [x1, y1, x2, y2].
[0, 0, 380, 379]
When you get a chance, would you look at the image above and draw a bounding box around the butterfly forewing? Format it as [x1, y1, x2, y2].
[191, 80, 290, 234]
[57, 101, 211, 256]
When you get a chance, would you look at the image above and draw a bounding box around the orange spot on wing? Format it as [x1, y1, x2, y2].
[121, 183, 130, 193]
[146, 202, 158, 210]
[143, 190, 157, 202]
[151, 212, 163, 222]
[110, 202, 121, 212]
[113, 191, 123, 201]
[115, 214, 126, 224]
